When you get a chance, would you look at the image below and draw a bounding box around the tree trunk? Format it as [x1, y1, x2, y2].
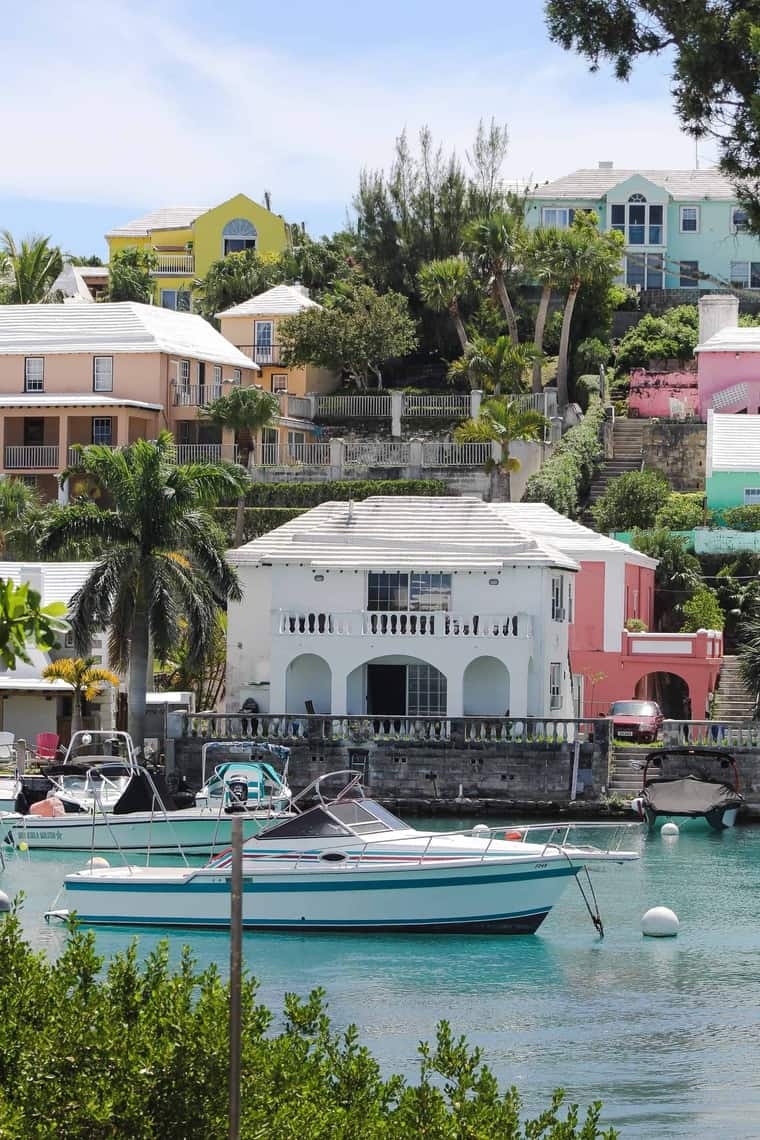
[556, 284, 580, 407]
[494, 275, 520, 344]
[532, 284, 552, 394]
[127, 603, 150, 752]
[71, 692, 83, 736]
[234, 445, 251, 547]
[451, 304, 469, 351]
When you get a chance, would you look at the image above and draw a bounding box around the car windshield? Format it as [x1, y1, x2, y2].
[611, 701, 659, 716]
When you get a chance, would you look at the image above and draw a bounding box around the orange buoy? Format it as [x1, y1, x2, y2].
[504, 830, 523, 841]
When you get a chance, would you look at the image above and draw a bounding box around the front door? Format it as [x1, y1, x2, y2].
[366, 664, 406, 716]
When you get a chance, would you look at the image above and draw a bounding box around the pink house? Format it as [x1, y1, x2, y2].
[697, 303, 760, 417]
[495, 504, 723, 719]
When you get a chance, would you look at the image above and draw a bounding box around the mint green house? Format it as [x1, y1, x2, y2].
[525, 165, 760, 293]
[705, 409, 760, 511]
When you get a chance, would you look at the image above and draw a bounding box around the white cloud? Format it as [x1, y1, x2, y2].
[0, 0, 711, 229]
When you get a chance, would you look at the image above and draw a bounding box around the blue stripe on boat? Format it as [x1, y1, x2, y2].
[66, 866, 577, 894]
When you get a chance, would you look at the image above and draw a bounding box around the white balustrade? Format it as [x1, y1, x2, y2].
[153, 253, 195, 275]
[4, 445, 59, 469]
[421, 441, 492, 467]
[276, 609, 531, 638]
[344, 441, 411, 467]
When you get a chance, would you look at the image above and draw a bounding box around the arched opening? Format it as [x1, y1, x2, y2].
[285, 653, 331, 714]
[463, 657, 510, 716]
[634, 671, 691, 719]
[222, 218, 257, 256]
[346, 655, 447, 717]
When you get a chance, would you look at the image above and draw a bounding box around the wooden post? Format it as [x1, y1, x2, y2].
[228, 814, 243, 1140]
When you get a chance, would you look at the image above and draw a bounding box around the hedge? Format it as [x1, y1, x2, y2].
[522, 398, 606, 517]
[243, 479, 449, 507]
[721, 505, 760, 532]
[215, 507, 307, 543]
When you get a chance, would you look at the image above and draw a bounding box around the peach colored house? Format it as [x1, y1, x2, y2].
[0, 302, 262, 500]
[495, 504, 723, 720]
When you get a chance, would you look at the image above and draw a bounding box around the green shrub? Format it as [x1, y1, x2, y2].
[575, 338, 610, 374]
[215, 506, 306, 543]
[616, 305, 699, 373]
[244, 479, 449, 507]
[0, 908, 619, 1139]
[681, 587, 725, 632]
[522, 398, 606, 517]
[625, 617, 648, 632]
[591, 469, 670, 533]
[655, 492, 706, 530]
[721, 504, 760, 532]
[575, 373, 602, 411]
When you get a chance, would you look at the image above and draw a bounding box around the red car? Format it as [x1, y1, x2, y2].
[608, 700, 664, 743]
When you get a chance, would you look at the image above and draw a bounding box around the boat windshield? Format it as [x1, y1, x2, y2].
[257, 806, 353, 840]
[257, 798, 407, 841]
[330, 799, 407, 834]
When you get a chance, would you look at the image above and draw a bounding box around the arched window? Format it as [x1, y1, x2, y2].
[628, 193, 647, 203]
[611, 194, 663, 249]
[222, 218, 257, 256]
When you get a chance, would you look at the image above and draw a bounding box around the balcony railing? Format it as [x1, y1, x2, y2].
[257, 443, 331, 467]
[174, 444, 239, 463]
[276, 610, 532, 638]
[4, 445, 59, 469]
[421, 441, 492, 466]
[179, 712, 597, 745]
[236, 344, 286, 366]
[315, 393, 393, 419]
[152, 253, 195, 275]
[172, 383, 224, 407]
[402, 392, 471, 417]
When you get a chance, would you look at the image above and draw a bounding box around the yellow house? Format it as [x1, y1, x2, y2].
[106, 194, 289, 310]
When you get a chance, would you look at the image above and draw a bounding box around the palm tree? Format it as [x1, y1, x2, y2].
[201, 386, 281, 547]
[448, 335, 541, 394]
[41, 656, 120, 736]
[0, 478, 44, 558]
[0, 231, 63, 303]
[418, 258, 470, 350]
[524, 227, 563, 394]
[39, 433, 247, 748]
[454, 396, 547, 495]
[463, 211, 523, 343]
[553, 220, 624, 406]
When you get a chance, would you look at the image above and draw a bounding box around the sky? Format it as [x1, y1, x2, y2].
[0, 0, 717, 258]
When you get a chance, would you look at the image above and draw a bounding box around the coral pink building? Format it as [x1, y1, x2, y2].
[495, 504, 723, 719]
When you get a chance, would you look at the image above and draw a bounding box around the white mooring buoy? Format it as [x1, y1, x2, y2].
[85, 856, 110, 869]
[642, 906, 679, 937]
[661, 821, 680, 837]
[0, 890, 10, 915]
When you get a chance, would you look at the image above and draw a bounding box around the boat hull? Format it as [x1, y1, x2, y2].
[632, 797, 739, 832]
[60, 857, 580, 933]
[4, 809, 280, 854]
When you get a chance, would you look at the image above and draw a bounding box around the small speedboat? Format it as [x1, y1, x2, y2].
[2, 732, 292, 855]
[631, 748, 743, 832]
[195, 741, 292, 814]
[51, 770, 640, 933]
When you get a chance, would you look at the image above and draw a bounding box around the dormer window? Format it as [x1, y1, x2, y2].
[611, 194, 663, 245]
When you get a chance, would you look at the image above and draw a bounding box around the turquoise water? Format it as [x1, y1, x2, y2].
[4, 819, 760, 1139]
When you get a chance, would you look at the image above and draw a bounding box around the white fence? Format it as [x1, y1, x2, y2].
[4, 445, 59, 469]
[421, 441, 493, 466]
[258, 443, 332, 467]
[316, 394, 392, 419]
[344, 441, 411, 467]
[402, 392, 471, 417]
[153, 253, 194, 275]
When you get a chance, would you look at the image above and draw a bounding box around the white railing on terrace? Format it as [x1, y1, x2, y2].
[285, 395, 313, 419]
[422, 441, 492, 466]
[512, 390, 558, 418]
[174, 444, 239, 463]
[344, 441, 411, 467]
[172, 383, 224, 407]
[402, 392, 471, 417]
[4, 445, 59, 469]
[258, 443, 331, 467]
[180, 712, 597, 744]
[276, 610, 532, 638]
[152, 253, 195, 275]
[316, 394, 392, 419]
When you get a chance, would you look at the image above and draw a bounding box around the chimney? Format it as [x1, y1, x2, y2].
[698, 294, 739, 344]
[598, 161, 614, 170]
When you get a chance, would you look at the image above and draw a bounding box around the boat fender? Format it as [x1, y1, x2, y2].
[661, 822, 679, 837]
[504, 830, 523, 841]
[641, 906, 679, 937]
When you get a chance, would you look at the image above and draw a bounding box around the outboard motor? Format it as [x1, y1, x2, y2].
[226, 779, 249, 813]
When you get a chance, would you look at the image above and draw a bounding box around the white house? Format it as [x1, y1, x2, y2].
[226, 496, 579, 721]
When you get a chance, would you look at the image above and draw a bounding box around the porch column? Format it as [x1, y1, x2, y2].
[390, 390, 403, 438]
[329, 437, 345, 480]
[330, 668, 347, 716]
[221, 426, 236, 463]
[445, 662, 465, 717]
[114, 410, 130, 448]
[58, 412, 71, 471]
[470, 389, 483, 420]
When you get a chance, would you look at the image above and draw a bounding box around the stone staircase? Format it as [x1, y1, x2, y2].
[713, 655, 756, 721]
[586, 419, 645, 512]
[606, 746, 649, 797]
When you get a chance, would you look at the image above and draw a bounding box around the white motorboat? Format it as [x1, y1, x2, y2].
[51, 771, 640, 934]
[2, 733, 292, 855]
[195, 741, 292, 814]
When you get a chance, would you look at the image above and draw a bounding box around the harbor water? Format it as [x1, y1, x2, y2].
[4, 818, 760, 1139]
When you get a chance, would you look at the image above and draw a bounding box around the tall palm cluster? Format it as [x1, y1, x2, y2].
[39, 433, 247, 746]
[0, 231, 63, 303]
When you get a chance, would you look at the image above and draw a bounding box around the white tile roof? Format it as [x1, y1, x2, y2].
[0, 303, 258, 369]
[0, 561, 97, 606]
[107, 206, 208, 237]
[706, 411, 760, 474]
[492, 503, 657, 567]
[696, 325, 760, 354]
[528, 168, 737, 202]
[51, 264, 95, 304]
[229, 496, 579, 571]
[0, 395, 162, 411]
[217, 284, 321, 319]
